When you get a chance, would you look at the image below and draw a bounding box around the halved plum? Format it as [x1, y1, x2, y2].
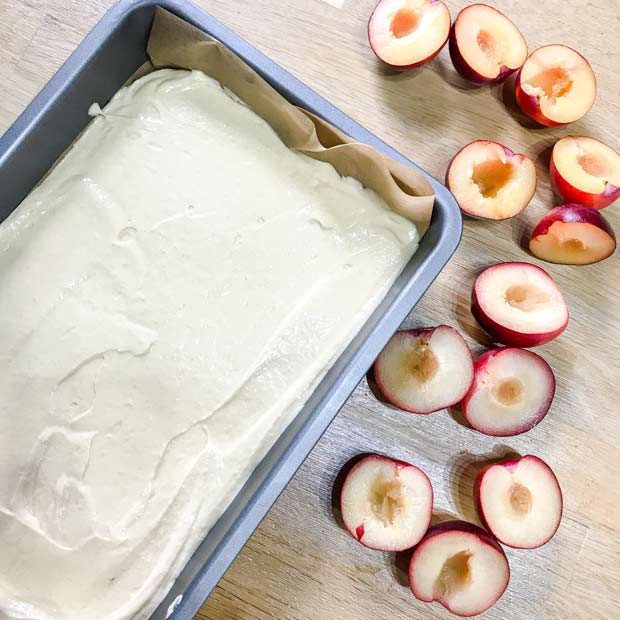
[550, 136, 620, 209]
[471, 262, 569, 347]
[516, 45, 596, 126]
[529, 204, 616, 265]
[374, 326, 474, 414]
[447, 141, 536, 220]
[462, 347, 555, 436]
[475, 455, 563, 549]
[368, 0, 451, 69]
[409, 520, 510, 616]
[340, 454, 433, 551]
[449, 4, 527, 84]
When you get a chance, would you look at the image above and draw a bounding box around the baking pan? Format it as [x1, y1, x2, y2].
[0, 0, 462, 618]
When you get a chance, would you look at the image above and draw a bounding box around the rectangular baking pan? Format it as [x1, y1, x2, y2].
[0, 1, 462, 618]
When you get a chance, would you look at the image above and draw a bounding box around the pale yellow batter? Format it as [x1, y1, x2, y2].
[0, 69, 418, 620]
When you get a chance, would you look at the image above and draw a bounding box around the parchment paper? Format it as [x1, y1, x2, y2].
[144, 8, 434, 235]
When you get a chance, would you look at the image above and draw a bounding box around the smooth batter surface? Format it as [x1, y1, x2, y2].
[0, 69, 418, 620]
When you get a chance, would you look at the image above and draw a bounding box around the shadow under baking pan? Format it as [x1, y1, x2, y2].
[0, 1, 462, 619]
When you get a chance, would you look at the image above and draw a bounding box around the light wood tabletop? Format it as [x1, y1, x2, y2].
[1, 0, 619, 619]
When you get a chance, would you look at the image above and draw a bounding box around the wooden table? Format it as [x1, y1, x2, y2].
[2, 1, 619, 618]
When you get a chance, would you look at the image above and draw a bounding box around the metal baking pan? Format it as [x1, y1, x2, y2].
[0, 0, 461, 618]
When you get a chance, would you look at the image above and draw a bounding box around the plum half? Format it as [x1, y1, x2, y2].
[447, 140, 536, 220]
[409, 520, 510, 617]
[340, 454, 433, 551]
[462, 347, 555, 436]
[449, 4, 527, 84]
[368, 0, 451, 69]
[550, 136, 620, 209]
[471, 262, 569, 347]
[516, 45, 597, 126]
[529, 204, 616, 265]
[475, 455, 563, 549]
[374, 326, 474, 414]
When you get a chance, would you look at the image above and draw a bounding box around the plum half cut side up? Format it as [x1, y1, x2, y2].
[550, 136, 620, 209]
[447, 141, 536, 220]
[368, 0, 451, 69]
[373, 325, 474, 414]
[516, 45, 597, 126]
[462, 347, 556, 436]
[471, 262, 569, 347]
[529, 204, 616, 265]
[449, 4, 527, 84]
[475, 455, 563, 548]
[409, 520, 510, 617]
[340, 454, 433, 552]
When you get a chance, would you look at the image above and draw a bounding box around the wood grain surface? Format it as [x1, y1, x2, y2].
[1, 1, 619, 619]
